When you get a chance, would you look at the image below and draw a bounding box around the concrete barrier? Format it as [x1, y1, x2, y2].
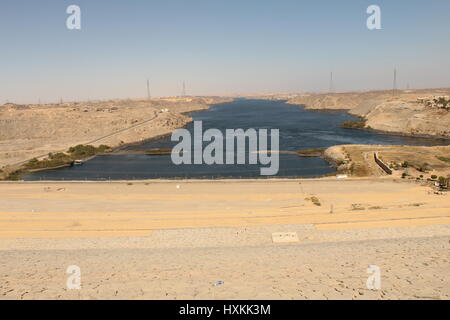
[374, 152, 392, 175]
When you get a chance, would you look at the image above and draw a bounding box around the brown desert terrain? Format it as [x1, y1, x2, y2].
[287, 88, 450, 138]
[0, 179, 449, 299]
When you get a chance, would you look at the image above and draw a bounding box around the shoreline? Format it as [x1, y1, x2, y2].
[1, 175, 400, 184]
[116, 104, 219, 151]
[0, 98, 232, 180]
[285, 89, 450, 139]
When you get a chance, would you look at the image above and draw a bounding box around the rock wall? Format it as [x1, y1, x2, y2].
[287, 89, 450, 138]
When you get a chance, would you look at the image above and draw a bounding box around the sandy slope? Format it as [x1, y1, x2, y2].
[1, 234, 449, 300]
[0, 179, 449, 300]
[1, 179, 449, 239]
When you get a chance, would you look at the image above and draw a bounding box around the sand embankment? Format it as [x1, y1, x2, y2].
[0, 97, 232, 171]
[287, 89, 450, 137]
[0, 179, 449, 299]
[1, 178, 449, 239]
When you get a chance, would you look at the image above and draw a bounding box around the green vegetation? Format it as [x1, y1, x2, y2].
[424, 97, 450, 110]
[437, 156, 450, 163]
[389, 162, 400, 170]
[431, 175, 438, 180]
[68, 144, 111, 158]
[297, 148, 325, 157]
[340, 119, 366, 129]
[438, 176, 449, 187]
[145, 148, 172, 155]
[436, 97, 450, 110]
[25, 145, 111, 171]
[25, 153, 72, 170]
[5, 169, 25, 181]
[401, 161, 409, 168]
[415, 163, 430, 173]
[3, 144, 112, 181]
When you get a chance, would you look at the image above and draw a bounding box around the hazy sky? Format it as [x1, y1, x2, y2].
[1, 0, 450, 104]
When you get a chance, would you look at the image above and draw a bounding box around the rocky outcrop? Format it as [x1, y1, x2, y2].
[352, 100, 450, 137]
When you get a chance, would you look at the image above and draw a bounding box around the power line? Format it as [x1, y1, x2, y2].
[393, 68, 397, 96]
[329, 72, 334, 93]
[182, 81, 186, 97]
[146, 79, 151, 99]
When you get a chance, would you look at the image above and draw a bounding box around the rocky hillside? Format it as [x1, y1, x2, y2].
[0, 97, 231, 169]
[287, 89, 450, 138]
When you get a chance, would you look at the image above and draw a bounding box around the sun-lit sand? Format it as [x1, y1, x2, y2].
[0, 178, 449, 299]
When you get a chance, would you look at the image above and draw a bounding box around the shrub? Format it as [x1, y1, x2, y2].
[68, 144, 111, 158]
[438, 176, 448, 186]
[437, 97, 450, 109]
[24, 145, 111, 172]
[68, 145, 97, 157]
[5, 170, 24, 181]
[417, 163, 430, 173]
[340, 120, 366, 129]
[431, 175, 438, 180]
[437, 156, 450, 163]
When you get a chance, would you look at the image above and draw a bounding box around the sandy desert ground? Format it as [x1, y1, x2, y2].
[0, 178, 449, 300]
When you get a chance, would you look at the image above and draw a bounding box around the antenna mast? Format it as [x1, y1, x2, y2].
[329, 72, 334, 93]
[182, 81, 186, 97]
[393, 68, 397, 96]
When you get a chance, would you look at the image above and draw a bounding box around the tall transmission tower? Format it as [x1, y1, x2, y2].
[182, 81, 186, 97]
[146, 79, 151, 99]
[392, 68, 397, 96]
[329, 72, 334, 93]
